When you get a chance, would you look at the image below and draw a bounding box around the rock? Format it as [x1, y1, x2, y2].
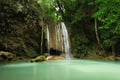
[104, 56, 116, 61]
[0, 51, 16, 61]
[115, 57, 120, 61]
[46, 56, 64, 60]
[0, 1, 46, 58]
[30, 55, 46, 62]
[46, 56, 53, 60]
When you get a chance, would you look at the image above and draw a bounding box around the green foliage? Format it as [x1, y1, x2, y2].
[0, 0, 13, 3]
[39, 0, 57, 21]
[54, 0, 120, 57]
[25, 47, 38, 58]
[71, 35, 91, 58]
[2, 0, 119, 58]
[93, 0, 120, 49]
[54, 0, 96, 58]
[56, 0, 86, 23]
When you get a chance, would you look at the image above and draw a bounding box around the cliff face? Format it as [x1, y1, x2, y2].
[0, 1, 46, 58]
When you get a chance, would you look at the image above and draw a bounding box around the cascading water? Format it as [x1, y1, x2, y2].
[46, 25, 50, 54]
[46, 22, 71, 59]
[56, 22, 71, 59]
[61, 22, 71, 59]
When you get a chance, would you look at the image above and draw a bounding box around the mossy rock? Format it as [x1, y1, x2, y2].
[30, 55, 46, 62]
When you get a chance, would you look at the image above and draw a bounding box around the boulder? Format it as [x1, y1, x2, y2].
[30, 55, 46, 62]
[0, 51, 16, 61]
[46, 55, 64, 60]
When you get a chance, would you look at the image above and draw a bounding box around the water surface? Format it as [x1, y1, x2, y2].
[0, 60, 120, 80]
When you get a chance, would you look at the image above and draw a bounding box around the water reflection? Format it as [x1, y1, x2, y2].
[33, 63, 37, 80]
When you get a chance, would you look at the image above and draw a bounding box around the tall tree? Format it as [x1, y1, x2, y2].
[93, 0, 120, 55]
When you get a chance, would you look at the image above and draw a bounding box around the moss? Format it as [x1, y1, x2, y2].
[30, 55, 46, 62]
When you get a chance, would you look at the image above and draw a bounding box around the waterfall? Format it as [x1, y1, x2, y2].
[46, 22, 71, 59]
[56, 22, 71, 59]
[46, 25, 50, 54]
[61, 22, 71, 59]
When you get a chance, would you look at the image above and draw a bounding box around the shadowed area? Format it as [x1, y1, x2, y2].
[50, 48, 62, 56]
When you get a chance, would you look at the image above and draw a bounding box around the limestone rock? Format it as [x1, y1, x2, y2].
[0, 51, 16, 61]
[0, 1, 46, 58]
[46, 56, 64, 60]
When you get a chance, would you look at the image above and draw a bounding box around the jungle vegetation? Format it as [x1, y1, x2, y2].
[0, 0, 120, 61]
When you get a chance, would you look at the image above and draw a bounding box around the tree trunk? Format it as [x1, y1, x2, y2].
[94, 19, 104, 50]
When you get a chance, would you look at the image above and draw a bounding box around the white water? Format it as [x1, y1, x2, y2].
[46, 22, 71, 59]
[56, 22, 71, 59]
[46, 25, 50, 54]
[61, 22, 71, 59]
